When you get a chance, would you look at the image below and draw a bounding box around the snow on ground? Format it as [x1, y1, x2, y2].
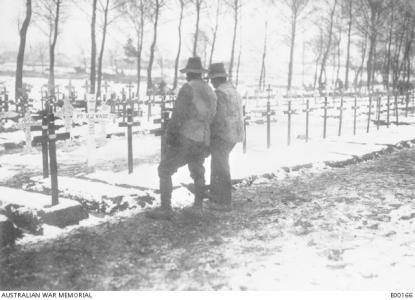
[0, 186, 77, 210]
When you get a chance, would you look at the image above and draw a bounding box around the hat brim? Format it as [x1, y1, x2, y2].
[180, 68, 208, 74]
[208, 72, 228, 79]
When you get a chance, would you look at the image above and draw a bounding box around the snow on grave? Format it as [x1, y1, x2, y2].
[27, 176, 157, 215]
[0, 186, 88, 229]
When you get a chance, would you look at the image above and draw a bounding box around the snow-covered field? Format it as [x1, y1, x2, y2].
[1, 77, 415, 246]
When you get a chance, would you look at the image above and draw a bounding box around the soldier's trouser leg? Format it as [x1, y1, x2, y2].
[158, 142, 189, 209]
[188, 154, 206, 207]
[210, 138, 235, 206]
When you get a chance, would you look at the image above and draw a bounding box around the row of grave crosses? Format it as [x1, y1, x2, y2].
[242, 86, 414, 149]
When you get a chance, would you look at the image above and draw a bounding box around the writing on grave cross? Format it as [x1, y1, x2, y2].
[119, 108, 140, 174]
[283, 101, 297, 146]
[351, 96, 360, 136]
[73, 94, 114, 170]
[337, 96, 346, 137]
[32, 113, 70, 206]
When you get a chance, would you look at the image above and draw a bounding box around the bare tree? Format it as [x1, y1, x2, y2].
[147, 0, 164, 93]
[15, 0, 32, 99]
[96, 0, 121, 97]
[227, 0, 240, 81]
[90, 0, 98, 94]
[119, 0, 148, 96]
[173, 0, 186, 90]
[36, 0, 64, 96]
[191, 0, 203, 56]
[258, 21, 268, 91]
[355, 0, 388, 89]
[278, 0, 311, 91]
[318, 0, 338, 91]
[209, 0, 221, 66]
[343, 0, 354, 90]
[35, 42, 48, 74]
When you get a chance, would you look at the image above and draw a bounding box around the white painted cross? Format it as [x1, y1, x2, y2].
[72, 94, 115, 171]
[18, 110, 38, 153]
[56, 97, 74, 151]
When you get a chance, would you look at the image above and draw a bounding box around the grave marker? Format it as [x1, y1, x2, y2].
[302, 99, 313, 142]
[351, 96, 359, 135]
[32, 113, 70, 205]
[119, 108, 140, 173]
[337, 96, 346, 136]
[283, 101, 296, 146]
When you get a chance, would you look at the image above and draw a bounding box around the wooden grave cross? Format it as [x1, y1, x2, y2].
[263, 85, 274, 148]
[126, 82, 134, 101]
[322, 96, 329, 139]
[283, 101, 297, 146]
[405, 92, 410, 118]
[82, 80, 90, 100]
[242, 105, 251, 153]
[0, 89, 11, 112]
[351, 96, 360, 136]
[336, 96, 346, 136]
[32, 113, 70, 205]
[118, 108, 140, 174]
[151, 100, 173, 158]
[375, 95, 382, 130]
[103, 80, 110, 96]
[302, 99, 315, 143]
[365, 95, 375, 133]
[394, 92, 399, 125]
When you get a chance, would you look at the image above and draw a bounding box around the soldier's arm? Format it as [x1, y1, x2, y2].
[166, 84, 192, 135]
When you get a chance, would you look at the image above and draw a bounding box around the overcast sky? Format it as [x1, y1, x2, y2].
[0, 0, 323, 85]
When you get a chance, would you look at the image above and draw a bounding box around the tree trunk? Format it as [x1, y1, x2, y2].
[354, 33, 367, 89]
[384, 3, 394, 89]
[173, 0, 184, 90]
[287, 11, 297, 92]
[193, 0, 201, 56]
[229, 0, 238, 81]
[136, 0, 144, 97]
[235, 40, 242, 87]
[147, 0, 160, 94]
[259, 21, 267, 91]
[48, 0, 61, 97]
[318, 0, 337, 91]
[97, 0, 110, 98]
[344, 0, 352, 90]
[15, 0, 32, 99]
[90, 0, 98, 94]
[209, 0, 220, 66]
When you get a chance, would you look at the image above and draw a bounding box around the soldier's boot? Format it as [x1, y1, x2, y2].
[146, 176, 173, 220]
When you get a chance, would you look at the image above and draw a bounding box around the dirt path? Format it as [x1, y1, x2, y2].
[1, 148, 415, 290]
